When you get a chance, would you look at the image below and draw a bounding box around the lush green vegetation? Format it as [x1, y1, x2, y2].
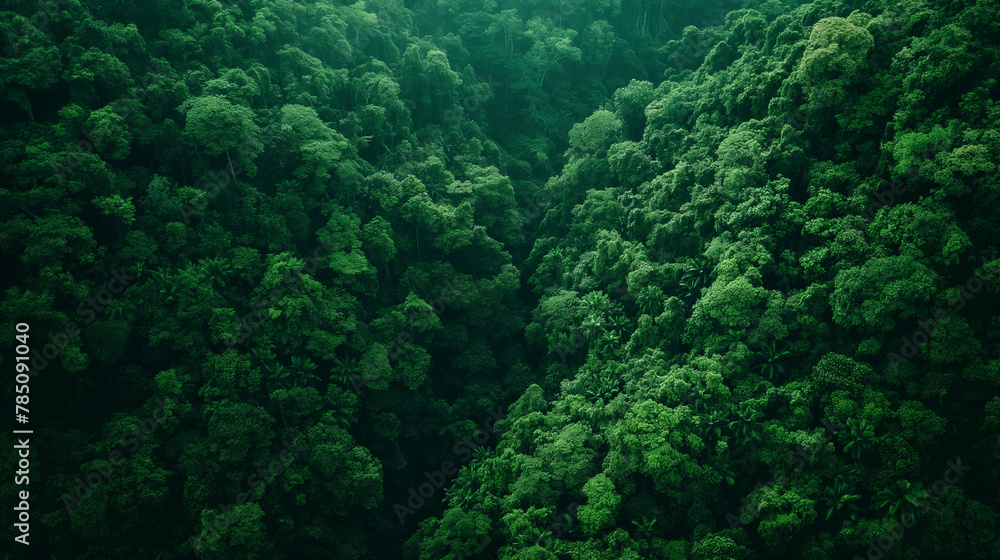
[1, 0, 999, 558]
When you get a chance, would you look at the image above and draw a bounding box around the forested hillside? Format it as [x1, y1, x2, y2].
[1, 0, 998, 559]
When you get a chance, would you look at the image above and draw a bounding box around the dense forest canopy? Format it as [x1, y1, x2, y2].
[1, 0, 999, 559]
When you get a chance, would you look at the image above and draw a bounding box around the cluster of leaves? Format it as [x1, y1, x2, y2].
[410, 1, 1000, 559]
[2, 0, 1000, 559]
[0, 0, 532, 557]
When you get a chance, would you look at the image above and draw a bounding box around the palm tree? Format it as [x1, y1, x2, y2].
[715, 328, 746, 353]
[680, 376, 708, 407]
[581, 291, 611, 318]
[250, 342, 276, 366]
[276, 179, 299, 194]
[728, 403, 763, 449]
[752, 340, 791, 382]
[689, 385, 712, 413]
[265, 362, 291, 391]
[324, 387, 358, 428]
[180, 378, 198, 397]
[199, 256, 232, 287]
[841, 417, 875, 460]
[288, 356, 319, 387]
[585, 370, 620, 402]
[873, 479, 928, 517]
[376, 150, 398, 172]
[698, 409, 727, 440]
[679, 256, 714, 300]
[819, 460, 858, 485]
[157, 274, 180, 305]
[178, 260, 201, 283]
[824, 478, 861, 520]
[469, 447, 491, 471]
[535, 512, 576, 549]
[445, 480, 475, 510]
[631, 515, 657, 538]
[106, 296, 138, 324]
[149, 268, 171, 287]
[330, 356, 359, 384]
[679, 277, 702, 301]
[597, 330, 620, 355]
[637, 285, 664, 316]
[580, 313, 607, 340]
[714, 456, 738, 486]
[606, 313, 629, 334]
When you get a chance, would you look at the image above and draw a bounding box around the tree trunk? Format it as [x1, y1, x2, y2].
[226, 149, 238, 185]
[278, 400, 289, 429]
[415, 223, 421, 260]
